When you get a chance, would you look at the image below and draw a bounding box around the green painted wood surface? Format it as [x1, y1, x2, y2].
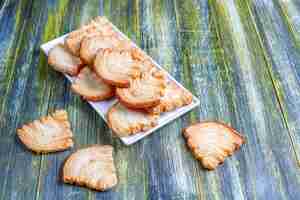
[0, 0, 300, 199]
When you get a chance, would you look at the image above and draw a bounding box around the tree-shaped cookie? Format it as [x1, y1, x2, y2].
[65, 16, 116, 56]
[71, 67, 114, 101]
[146, 81, 193, 114]
[17, 110, 74, 153]
[94, 49, 153, 88]
[183, 122, 245, 170]
[107, 103, 159, 137]
[48, 44, 83, 76]
[62, 145, 118, 191]
[116, 70, 166, 109]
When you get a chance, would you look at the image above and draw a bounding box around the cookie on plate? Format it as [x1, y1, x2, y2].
[71, 67, 115, 101]
[94, 49, 153, 88]
[79, 35, 121, 64]
[183, 121, 245, 170]
[116, 70, 166, 109]
[48, 44, 83, 76]
[17, 110, 74, 153]
[107, 103, 159, 137]
[146, 81, 193, 114]
[65, 16, 116, 56]
[62, 145, 118, 191]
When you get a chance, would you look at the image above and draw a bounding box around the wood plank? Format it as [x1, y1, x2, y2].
[136, 0, 201, 199]
[275, 0, 300, 47]
[0, 0, 31, 109]
[0, 0, 19, 69]
[0, 1, 47, 200]
[0, 0, 5, 10]
[246, 0, 300, 163]
[172, 2, 216, 199]
[174, 0, 300, 199]
[95, 0, 150, 199]
[34, 1, 100, 200]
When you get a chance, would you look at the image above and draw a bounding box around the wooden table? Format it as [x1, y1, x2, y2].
[1, 0, 300, 199]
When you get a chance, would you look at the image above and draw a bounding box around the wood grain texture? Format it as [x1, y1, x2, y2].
[207, 1, 300, 199]
[0, 0, 300, 199]
[275, 0, 300, 47]
[246, 0, 300, 164]
[0, 1, 42, 199]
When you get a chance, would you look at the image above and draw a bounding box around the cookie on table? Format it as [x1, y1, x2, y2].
[146, 81, 193, 114]
[17, 110, 74, 153]
[71, 67, 115, 101]
[79, 35, 121, 65]
[48, 44, 83, 76]
[65, 16, 116, 56]
[93, 49, 153, 88]
[183, 121, 245, 170]
[107, 102, 159, 137]
[116, 70, 166, 109]
[62, 145, 118, 191]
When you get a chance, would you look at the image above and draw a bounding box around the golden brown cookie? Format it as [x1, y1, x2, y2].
[62, 145, 118, 191]
[183, 121, 245, 170]
[116, 70, 166, 109]
[65, 16, 116, 56]
[93, 49, 153, 88]
[146, 81, 193, 114]
[107, 103, 159, 137]
[48, 44, 83, 76]
[71, 67, 115, 101]
[79, 35, 121, 65]
[17, 110, 74, 153]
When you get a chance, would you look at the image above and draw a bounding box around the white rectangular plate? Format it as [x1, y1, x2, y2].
[41, 24, 199, 145]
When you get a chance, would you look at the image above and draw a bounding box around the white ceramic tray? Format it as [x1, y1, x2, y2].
[41, 24, 199, 145]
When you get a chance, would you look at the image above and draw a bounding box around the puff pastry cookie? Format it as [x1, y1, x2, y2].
[63, 145, 118, 191]
[17, 110, 74, 153]
[94, 49, 153, 88]
[146, 81, 193, 114]
[80, 35, 121, 64]
[48, 44, 83, 76]
[183, 122, 245, 170]
[65, 16, 116, 56]
[107, 103, 159, 137]
[71, 67, 115, 101]
[116, 70, 166, 109]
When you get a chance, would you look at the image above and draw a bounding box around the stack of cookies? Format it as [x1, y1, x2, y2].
[47, 16, 193, 137]
[16, 16, 246, 192]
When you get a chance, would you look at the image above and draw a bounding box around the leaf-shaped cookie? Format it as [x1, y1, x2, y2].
[107, 103, 159, 137]
[65, 16, 116, 56]
[48, 44, 83, 76]
[94, 49, 153, 88]
[71, 67, 115, 101]
[63, 145, 118, 191]
[146, 81, 193, 114]
[116, 70, 166, 109]
[183, 122, 245, 170]
[80, 35, 121, 64]
[17, 110, 74, 153]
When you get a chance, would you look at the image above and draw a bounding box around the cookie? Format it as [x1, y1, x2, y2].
[65, 16, 116, 56]
[146, 81, 193, 114]
[48, 44, 83, 76]
[116, 70, 166, 109]
[79, 35, 121, 65]
[71, 67, 115, 101]
[93, 49, 153, 88]
[107, 102, 159, 137]
[62, 145, 118, 191]
[17, 110, 74, 153]
[183, 122, 245, 170]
